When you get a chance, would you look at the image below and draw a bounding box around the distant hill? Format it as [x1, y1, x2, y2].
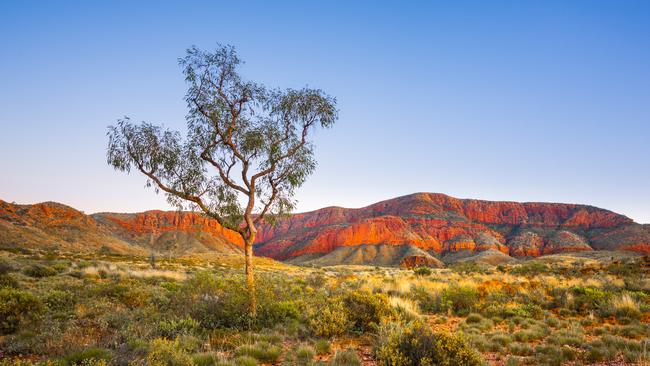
[0, 200, 242, 256]
[254, 193, 650, 264]
[1, 193, 649, 265]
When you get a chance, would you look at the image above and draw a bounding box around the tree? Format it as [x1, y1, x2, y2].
[106, 45, 337, 315]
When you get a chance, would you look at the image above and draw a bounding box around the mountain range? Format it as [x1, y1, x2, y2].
[1, 193, 648, 266]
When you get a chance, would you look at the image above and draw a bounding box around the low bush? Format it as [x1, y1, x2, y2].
[507, 342, 533, 356]
[260, 300, 300, 326]
[158, 316, 199, 338]
[513, 325, 547, 343]
[570, 286, 611, 313]
[440, 285, 479, 316]
[547, 329, 584, 347]
[330, 349, 361, 366]
[533, 344, 576, 366]
[465, 313, 483, 324]
[234, 356, 257, 366]
[341, 290, 394, 332]
[450, 262, 488, 274]
[0, 288, 43, 334]
[192, 353, 217, 366]
[585, 335, 648, 363]
[43, 290, 75, 312]
[509, 262, 549, 276]
[308, 299, 350, 337]
[234, 342, 281, 363]
[63, 347, 112, 365]
[0, 273, 19, 288]
[146, 338, 194, 366]
[286, 345, 314, 366]
[314, 339, 331, 355]
[491, 333, 513, 347]
[602, 294, 642, 321]
[413, 267, 431, 276]
[375, 322, 483, 366]
[22, 264, 57, 278]
[0, 259, 14, 274]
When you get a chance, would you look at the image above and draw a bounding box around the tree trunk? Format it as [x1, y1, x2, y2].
[245, 233, 257, 316]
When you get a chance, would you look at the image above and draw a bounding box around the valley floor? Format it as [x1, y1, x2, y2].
[0, 248, 648, 366]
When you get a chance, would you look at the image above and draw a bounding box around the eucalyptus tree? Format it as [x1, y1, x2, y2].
[107, 45, 337, 315]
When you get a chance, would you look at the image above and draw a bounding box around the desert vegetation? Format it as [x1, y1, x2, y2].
[0, 248, 648, 366]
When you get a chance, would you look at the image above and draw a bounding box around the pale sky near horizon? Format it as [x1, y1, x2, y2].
[1, 1, 649, 223]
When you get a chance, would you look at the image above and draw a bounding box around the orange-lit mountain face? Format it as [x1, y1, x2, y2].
[254, 193, 650, 261]
[0, 200, 242, 256]
[1, 193, 648, 264]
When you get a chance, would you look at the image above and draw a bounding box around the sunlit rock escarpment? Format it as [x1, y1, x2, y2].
[1, 193, 649, 265]
[254, 193, 650, 264]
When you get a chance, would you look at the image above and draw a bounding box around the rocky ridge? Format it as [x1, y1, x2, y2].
[1, 193, 649, 265]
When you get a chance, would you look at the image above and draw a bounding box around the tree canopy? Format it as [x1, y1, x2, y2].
[107, 44, 337, 237]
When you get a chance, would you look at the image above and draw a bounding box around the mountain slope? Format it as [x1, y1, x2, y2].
[2, 193, 648, 266]
[0, 200, 142, 254]
[254, 193, 649, 262]
[0, 200, 242, 256]
[92, 211, 243, 254]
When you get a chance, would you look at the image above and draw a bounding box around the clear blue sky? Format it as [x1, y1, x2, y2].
[1, 0, 649, 223]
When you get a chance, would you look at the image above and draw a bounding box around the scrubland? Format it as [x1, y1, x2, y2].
[0, 249, 648, 366]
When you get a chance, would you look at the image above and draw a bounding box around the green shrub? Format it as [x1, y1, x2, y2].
[234, 342, 281, 363]
[375, 322, 483, 366]
[508, 342, 533, 356]
[158, 316, 199, 338]
[63, 348, 112, 365]
[0, 288, 43, 334]
[257, 332, 283, 344]
[176, 334, 201, 353]
[504, 356, 524, 366]
[408, 286, 437, 313]
[490, 333, 513, 347]
[500, 304, 543, 319]
[610, 324, 650, 339]
[314, 339, 331, 355]
[465, 313, 483, 324]
[260, 300, 300, 326]
[234, 356, 257, 366]
[466, 333, 490, 352]
[308, 299, 350, 337]
[513, 325, 547, 343]
[0, 259, 14, 275]
[192, 353, 217, 366]
[571, 286, 611, 313]
[585, 335, 648, 363]
[547, 329, 584, 347]
[147, 338, 194, 366]
[330, 349, 361, 366]
[459, 316, 493, 332]
[413, 267, 431, 276]
[450, 262, 488, 274]
[22, 264, 57, 278]
[532, 344, 576, 366]
[411, 285, 479, 316]
[51, 262, 69, 272]
[341, 290, 394, 332]
[44, 290, 75, 311]
[288, 345, 314, 366]
[509, 262, 549, 276]
[544, 316, 560, 328]
[0, 273, 19, 288]
[603, 294, 643, 321]
[440, 285, 479, 316]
